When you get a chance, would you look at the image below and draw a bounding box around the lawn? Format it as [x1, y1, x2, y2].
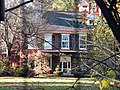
[0, 77, 119, 90]
[0, 82, 100, 90]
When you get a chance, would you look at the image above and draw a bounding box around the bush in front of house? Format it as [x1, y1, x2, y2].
[14, 63, 29, 77]
[1, 59, 14, 76]
[0, 61, 2, 76]
[53, 65, 63, 77]
[20, 63, 29, 77]
[74, 67, 84, 78]
[14, 68, 22, 77]
[2, 67, 14, 76]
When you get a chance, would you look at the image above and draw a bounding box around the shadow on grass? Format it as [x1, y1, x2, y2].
[0, 81, 119, 90]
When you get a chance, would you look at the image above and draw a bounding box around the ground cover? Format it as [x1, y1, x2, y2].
[0, 77, 119, 90]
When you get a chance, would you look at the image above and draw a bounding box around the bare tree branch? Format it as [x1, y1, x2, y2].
[5, 0, 33, 12]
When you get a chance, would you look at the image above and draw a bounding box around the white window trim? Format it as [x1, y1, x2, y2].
[44, 34, 52, 49]
[61, 34, 70, 49]
[79, 33, 87, 50]
[60, 56, 71, 75]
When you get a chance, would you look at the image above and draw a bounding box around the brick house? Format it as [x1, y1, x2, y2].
[27, 1, 101, 76]
[0, 10, 92, 76]
[27, 10, 90, 76]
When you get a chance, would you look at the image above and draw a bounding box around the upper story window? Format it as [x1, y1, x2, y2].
[0, 41, 7, 54]
[83, 5, 87, 9]
[79, 33, 87, 50]
[44, 34, 52, 49]
[61, 34, 69, 49]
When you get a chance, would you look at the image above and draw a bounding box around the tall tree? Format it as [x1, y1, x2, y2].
[0, 0, 48, 69]
[95, 0, 120, 43]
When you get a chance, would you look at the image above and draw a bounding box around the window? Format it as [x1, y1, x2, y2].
[83, 6, 87, 8]
[87, 12, 96, 25]
[0, 41, 7, 54]
[79, 33, 87, 50]
[61, 34, 69, 49]
[28, 36, 40, 49]
[44, 34, 52, 49]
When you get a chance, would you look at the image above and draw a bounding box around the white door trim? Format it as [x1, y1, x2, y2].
[60, 56, 71, 75]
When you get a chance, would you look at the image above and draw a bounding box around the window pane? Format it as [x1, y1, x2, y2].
[63, 62, 67, 68]
[45, 35, 52, 41]
[62, 35, 68, 40]
[80, 39, 85, 44]
[61, 34, 69, 49]
[62, 42, 68, 48]
[44, 34, 52, 49]
[80, 45, 86, 49]
[68, 62, 70, 68]
[60, 62, 62, 68]
[79, 33, 87, 50]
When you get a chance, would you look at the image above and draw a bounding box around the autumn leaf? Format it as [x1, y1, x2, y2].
[100, 78, 110, 90]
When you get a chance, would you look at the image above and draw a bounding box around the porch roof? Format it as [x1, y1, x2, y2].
[40, 50, 88, 53]
[40, 50, 77, 53]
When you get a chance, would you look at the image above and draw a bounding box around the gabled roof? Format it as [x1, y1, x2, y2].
[80, 1, 89, 6]
[43, 11, 86, 31]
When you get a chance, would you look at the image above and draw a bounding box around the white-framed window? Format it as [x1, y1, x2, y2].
[86, 12, 96, 25]
[44, 34, 52, 49]
[61, 34, 69, 49]
[60, 56, 71, 75]
[79, 33, 87, 50]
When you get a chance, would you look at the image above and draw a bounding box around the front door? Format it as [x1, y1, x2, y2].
[60, 56, 71, 75]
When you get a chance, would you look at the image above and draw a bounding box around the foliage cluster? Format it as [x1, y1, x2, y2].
[0, 58, 30, 77]
[51, 0, 81, 10]
[87, 16, 120, 90]
[74, 67, 84, 77]
[99, 70, 116, 90]
[53, 65, 63, 77]
[14, 63, 29, 77]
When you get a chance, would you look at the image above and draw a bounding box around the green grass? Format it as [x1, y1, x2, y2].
[0, 84, 119, 90]
[0, 77, 119, 90]
[0, 84, 99, 90]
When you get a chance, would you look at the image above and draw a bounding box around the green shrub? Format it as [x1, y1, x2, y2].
[0, 61, 2, 76]
[20, 63, 29, 77]
[74, 67, 84, 77]
[2, 67, 14, 76]
[1, 59, 14, 76]
[14, 68, 22, 77]
[14, 63, 29, 77]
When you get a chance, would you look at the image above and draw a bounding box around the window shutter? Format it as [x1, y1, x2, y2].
[0, 0, 5, 21]
[58, 34, 61, 49]
[69, 34, 73, 50]
[52, 34, 55, 49]
[87, 33, 91, 50]
[75, 34, 79, 50]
